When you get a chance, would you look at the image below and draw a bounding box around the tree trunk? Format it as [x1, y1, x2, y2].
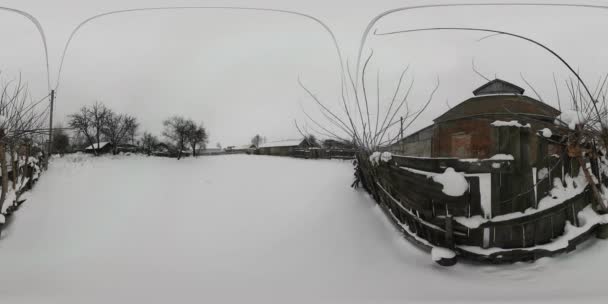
[96, 129, 101, 156]
[23, 144, 31, 186]
[177, 139, 183, 160]
[0, 142, 8, 213]
[576, 155, 607, 211]
[9, 145, 16, 190]
[192, 143, 196, 157]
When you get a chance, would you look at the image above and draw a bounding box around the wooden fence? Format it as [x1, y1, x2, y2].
[0, 148, 45, 226]
[291, 148, 356, 160]
[357, 125, 608, 263]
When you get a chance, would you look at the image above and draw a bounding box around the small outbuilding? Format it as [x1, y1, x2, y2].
[84, 142, 113, 154]
[231, 144, 256, 154]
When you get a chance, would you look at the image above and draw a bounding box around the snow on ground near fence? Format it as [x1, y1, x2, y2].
[0, 154, 608, 303]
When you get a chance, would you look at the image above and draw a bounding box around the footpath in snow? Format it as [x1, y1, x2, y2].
[0, 153, 607, 303]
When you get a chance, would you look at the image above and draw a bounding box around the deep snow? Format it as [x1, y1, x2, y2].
[0, 154, 607, 303]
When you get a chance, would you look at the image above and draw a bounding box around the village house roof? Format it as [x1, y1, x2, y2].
[258, 139, 304, 148]
[234, 144, 255, 150]
[434, 80, 560, 123]
[84, 142, 111, 150]
[472, 79, 525, 96]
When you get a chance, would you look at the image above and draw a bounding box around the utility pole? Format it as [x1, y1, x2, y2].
[46, 89, 55, 169]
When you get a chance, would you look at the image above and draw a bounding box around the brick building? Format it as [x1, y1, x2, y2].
[390, 79, 561, 159]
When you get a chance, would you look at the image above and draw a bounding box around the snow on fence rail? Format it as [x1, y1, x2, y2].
[356, 126, 608, 264]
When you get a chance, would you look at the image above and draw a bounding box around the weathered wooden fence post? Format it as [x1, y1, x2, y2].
[445, 215, 454, 248]
[519, 128, 535, 211]
[536, 137, 551, 207]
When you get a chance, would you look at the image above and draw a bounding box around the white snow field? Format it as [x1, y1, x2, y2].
[0, 154, 607, 303]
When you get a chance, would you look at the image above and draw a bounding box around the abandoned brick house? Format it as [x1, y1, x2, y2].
[390, 79, 561, 159]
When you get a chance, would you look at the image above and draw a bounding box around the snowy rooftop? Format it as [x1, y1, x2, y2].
[258, 139, 303, 148]
[84, 142, 111, 150]
[234, 144, 255, 150]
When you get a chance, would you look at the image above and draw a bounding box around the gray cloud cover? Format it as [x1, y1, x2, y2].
[1, 0, 607, 146]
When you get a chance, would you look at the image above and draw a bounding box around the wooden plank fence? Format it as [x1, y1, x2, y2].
[356, 124, 606, 263]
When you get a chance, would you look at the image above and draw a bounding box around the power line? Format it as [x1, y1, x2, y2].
[54, 6, 345, 91]
[0, 6, 50, 91]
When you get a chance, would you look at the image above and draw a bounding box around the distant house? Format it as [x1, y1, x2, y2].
[232, 144, 256, 154]
[197, 148, 224, 155]
[323, 139, 355, 150]
[116, 144, 138, 154]
[390, 79, 561, 159]
[152, 143, 173, 157]
[84, 142, 113, 154]
[257, 139, 316, 156]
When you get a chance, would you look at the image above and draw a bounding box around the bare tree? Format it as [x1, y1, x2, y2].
[297, 51, 438, 152]
[304, 134, 318, 146]
[90, 102, 110, 151]
[101, 110, 138, 154]
[251, 134, 263, 147]
[185, 120, 208, 157]
[68, 102, 109, 155]
[142, 132, 159, 156]
[52, 125, 70, 155]
[68, 107, 95, 154]
[162, 116, 190, 160]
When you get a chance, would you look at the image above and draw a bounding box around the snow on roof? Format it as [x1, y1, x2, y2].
[234, 144, 255, 150]
[258, 139, 303, 148]
[491, 120, 531, 128]
[84, 142, 111, 150]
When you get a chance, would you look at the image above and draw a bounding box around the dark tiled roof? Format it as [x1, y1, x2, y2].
[473, 79, 525, 96]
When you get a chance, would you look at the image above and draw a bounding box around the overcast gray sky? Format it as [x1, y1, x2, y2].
[1, 0, 608, 146]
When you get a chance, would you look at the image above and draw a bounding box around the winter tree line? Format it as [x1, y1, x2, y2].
[55, 102, 208, 160]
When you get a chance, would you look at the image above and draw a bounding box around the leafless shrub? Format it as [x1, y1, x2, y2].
[0, 73, 49, 213]
[101, 111, 138, 154]
[68, 102, 110, 155]
[297, 51, 438, 152]
[162, 116, 208, 159]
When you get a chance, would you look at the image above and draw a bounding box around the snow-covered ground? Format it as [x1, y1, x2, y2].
[0, 154, 607, 303]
